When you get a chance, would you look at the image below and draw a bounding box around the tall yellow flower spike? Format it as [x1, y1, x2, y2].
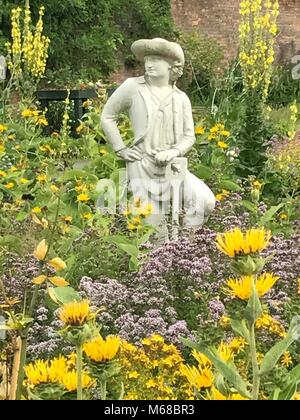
[6, 3, 50, 79]
[239, 0, 279, 99]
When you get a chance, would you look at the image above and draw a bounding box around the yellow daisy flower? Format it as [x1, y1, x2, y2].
[21, 109, 33, 118]
[60, 370, 92, 392]
[226, 273, 279, 300]
[59, 300, 94, 326]
[217, 141, 229, 149]
[216, 227, 271, 258]
[195, 126, 205, 135]
[281, 351, 293, 368]
[0, 124, 8, 132]
[4, 182, 14, 189]
[77, 193, 89, 202]
[83, 335, 121, 362]
[180, 365, 213, 389]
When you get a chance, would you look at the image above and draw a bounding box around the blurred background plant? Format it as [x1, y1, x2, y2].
[235, 0, 280, 177]
[4, 0, 49, 104]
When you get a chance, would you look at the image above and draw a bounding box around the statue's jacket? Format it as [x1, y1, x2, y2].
[101, 76, 195, 157]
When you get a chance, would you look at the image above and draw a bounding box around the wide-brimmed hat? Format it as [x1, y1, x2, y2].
[131, 38, 185, 66]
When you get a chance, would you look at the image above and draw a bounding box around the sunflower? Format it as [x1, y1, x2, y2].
[226, 273, 279, 300]
[207, 386, 249, 400]
[60, 370, 92, 392]
[59, 300, 94, 326]
[217, 342, 233, 362]
[216, 227, 271, 258]
[180, 365, 213, 389]
[191, 350, 212, 368]
[83, 335, 121, 362]
[25, 360, 49, 387]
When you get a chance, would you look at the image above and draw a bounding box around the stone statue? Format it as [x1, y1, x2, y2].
[101, 38, 215, 242]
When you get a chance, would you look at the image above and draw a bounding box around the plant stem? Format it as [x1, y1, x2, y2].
[76, 343, 83, 400]
[15, 335, 27, 400]
[9, 337, 21, 400]
[15, 283, 39, 400]
[101, 380, 107, 400]
[249, 322, 260, 400]
[15, 189, 63, 399]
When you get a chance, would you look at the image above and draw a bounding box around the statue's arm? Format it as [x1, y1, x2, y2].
[172, 94, 195, 156]
[100, 79, 133, 152]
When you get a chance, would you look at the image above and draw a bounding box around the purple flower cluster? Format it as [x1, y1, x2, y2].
[208, 193, 252, 232]
[208, 299, 226, 321]
[76, 224, 233, 345]
[1, 253, 39, 303]
[3, 193, 298, 359]
[27, 305, 72, 358]
[263, 232, 300, 316]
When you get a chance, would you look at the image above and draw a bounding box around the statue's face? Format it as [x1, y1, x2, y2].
[144, 55, 171, 78]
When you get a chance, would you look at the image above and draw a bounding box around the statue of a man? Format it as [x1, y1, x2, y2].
[101, 38, 215, 240]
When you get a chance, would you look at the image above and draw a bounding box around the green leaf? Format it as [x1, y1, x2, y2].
[15, 211, 28, 221]
[214, 373, 229, 396]
[240, 200, 257, 213]
[278, 365, 300, 400]
[104, 237, 138, 257]
[104, 235, 139, 262]
[181, 338, 251, 399]
[114, 243, 138, 259]
[258, 203, 285, 226]
[230, 319, 250, 342]
[0, 235, 22, 252]
[219, 180, 243, 192]
[78, 203, 91, 214]
[272, 388, 281, 401]
[260, 317, 299, 375]
[103, 235, 135, 247]
[194, 164, 214, 180]
[48, 287, 81, 306]
[244, 281, 263, 324]
[137, 227, 156, 246]
[278, 383, 298, 401]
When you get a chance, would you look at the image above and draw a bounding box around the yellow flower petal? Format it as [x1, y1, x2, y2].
[32, 275, 47, 285]
[48, 257, 67, 271]
[48, 276, 69, 287]
[33, 239, 48, 261]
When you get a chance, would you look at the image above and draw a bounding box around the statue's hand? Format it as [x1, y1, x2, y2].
[116, 147, 143, 162]
[155, 149, 180, 166]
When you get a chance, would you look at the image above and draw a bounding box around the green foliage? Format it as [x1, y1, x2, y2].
[178, 31, 224, 104]
[277, 365, 300, 400]
[48, 286, 81, 306]
[268, 65, 300, 107]
[260, 316, 299, 375]
[189, 119, 240, 195]
[0, 0, 176, 84]
[236, 92, 271, 177]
